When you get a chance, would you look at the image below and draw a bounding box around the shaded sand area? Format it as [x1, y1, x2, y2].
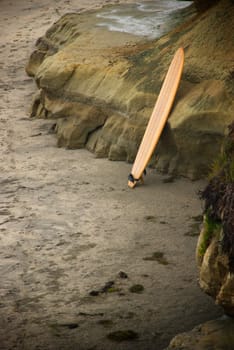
[0, 1, 222, 349]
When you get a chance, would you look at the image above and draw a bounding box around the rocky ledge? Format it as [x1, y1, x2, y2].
[26, 0, 233, 179]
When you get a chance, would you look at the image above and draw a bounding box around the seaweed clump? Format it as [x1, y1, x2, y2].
[199, 122, 234, 271]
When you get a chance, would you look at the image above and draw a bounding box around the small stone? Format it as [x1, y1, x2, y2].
[89, 290, 99, 296]
[107, 287, 120, 293]
[107, 330, 139, 342]
[101, 281, 115, 293]
[143, 252, 169, 265]
[129, 284, 144, 293]
[49, 322, 79, 330]
[160, 220, 168, 225]
[97, 319, 114, 327]
[144, 215, 157, 222]
[118, 271, 128, 279]
[60, 323, 79, 329]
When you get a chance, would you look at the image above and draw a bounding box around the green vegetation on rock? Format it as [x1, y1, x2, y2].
[198, 214, 222, 257]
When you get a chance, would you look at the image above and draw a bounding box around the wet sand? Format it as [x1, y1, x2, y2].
[0, 1, 222, 349]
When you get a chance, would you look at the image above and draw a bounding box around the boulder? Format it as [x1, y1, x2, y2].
[26, 0, 234, 179]
[196, 228, 234, 316]
[165, 317, 234, 350]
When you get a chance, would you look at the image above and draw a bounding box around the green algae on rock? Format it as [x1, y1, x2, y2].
[197, 214, 222, 257]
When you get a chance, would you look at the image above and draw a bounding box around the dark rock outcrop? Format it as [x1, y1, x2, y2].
[196, 122, 234, 316]
[166, 122, 234, 349]
[194, 0, 220, 12]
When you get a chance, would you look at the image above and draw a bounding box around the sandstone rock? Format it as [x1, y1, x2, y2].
[196, 122, 234, 316]
[165, 317, 234, 350]
[196, 230, 234, 316]
[55, 102, 108, 149]
[26, 0, 234, 179]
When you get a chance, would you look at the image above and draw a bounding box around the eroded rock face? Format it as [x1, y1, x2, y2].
[196, 120, 234, 316]
[165, 317, 234, 350]
[26, 0, 234, 179]
[165, 104, 234, 350]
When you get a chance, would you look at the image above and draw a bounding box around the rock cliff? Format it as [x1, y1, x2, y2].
[165, 121, 234, 349]
[26, 0, 233, 179]
[196, 121, 234, 316]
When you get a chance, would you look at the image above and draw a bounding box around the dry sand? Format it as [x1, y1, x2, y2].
[0, 1, 222, 349]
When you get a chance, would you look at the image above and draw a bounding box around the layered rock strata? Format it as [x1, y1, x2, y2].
[26, 0, 234, 179]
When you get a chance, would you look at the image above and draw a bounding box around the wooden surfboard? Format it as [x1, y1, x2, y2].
[128, 47, 184, 188]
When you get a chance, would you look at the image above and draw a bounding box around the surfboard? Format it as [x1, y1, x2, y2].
[128, 47, 184, 188]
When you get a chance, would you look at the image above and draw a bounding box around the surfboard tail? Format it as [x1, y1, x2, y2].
[128, 173, 137, 188]
[128, 172, 146, 188]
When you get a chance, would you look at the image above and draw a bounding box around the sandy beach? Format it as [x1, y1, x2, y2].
[0, 1, 222, 349]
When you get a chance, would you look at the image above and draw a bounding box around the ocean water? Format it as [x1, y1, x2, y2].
[96, 0, 194, 39]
